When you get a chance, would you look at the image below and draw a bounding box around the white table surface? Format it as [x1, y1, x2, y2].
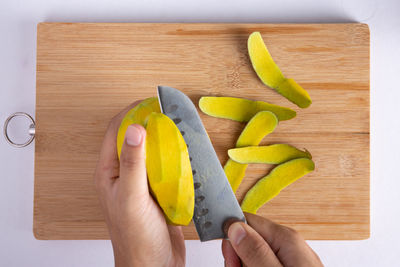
[1, 0, 399, 266]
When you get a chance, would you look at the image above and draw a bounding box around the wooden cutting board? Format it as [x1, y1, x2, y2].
[34, 23, 370, 240]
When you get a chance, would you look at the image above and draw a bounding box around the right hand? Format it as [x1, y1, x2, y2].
[222, 213, 323, 267]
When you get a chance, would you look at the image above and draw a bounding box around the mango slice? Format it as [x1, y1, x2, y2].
[117, 97, 161, 158]
[199, 96, 295, 122]
[241, 158, 315, 214]
[224, 160, 247, 193]
[146, 113, 194, 225]
[225, 111, 278, 192]
[228, 144, 311, 164]
[248, 32, 312, 108]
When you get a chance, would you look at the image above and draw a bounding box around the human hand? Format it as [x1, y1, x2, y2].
[94, 103, 185, 267]
[222, 213, 323, 267]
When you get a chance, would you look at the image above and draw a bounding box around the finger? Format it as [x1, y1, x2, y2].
[119, 124, 148, 196]
[94, 101, 141, 190]
[221, 239, 241, 267]
[245, 213, 303, 254]
[95, 119, 121, 190]
[245, 213, 322, 266]
[97, 101, 141, 176]
[227, 222, 283, 267]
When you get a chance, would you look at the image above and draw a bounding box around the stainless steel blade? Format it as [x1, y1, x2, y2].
[157, 85, 245, 241]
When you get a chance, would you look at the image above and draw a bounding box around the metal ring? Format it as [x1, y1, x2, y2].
[3, 112, 35, 148]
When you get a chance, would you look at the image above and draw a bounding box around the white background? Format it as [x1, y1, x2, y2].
[1, 0, 399, 266]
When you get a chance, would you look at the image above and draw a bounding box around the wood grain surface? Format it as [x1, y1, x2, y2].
[34, 23, 370, 240]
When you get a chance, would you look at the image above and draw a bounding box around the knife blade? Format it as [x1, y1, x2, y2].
[157, 85, 245, 241]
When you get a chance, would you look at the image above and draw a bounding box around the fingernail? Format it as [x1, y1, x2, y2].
[229, 222, 246, 245]
[125, 125, 142, 147]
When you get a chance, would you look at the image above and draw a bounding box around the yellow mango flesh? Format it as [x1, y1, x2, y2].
[277, 78, 312, 109]
[248, 32, 285, 88]
[241, 158, 315, 214]
[225, 111, 278, 192]
[117, 97, 161, 158]
[223, 160, 247, 193]
[146, 113, 194, 225]
[235, 111, 278, 148]
[248, 32, 312, 108]
[228, 144, 311, 164]
[199, 96, 296, 122]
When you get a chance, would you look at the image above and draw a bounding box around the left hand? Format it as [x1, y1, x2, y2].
[94, 102, 186, 267]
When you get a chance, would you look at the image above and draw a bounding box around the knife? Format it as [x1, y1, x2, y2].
[157, 85, 246, 241]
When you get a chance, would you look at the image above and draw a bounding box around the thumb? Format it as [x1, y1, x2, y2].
[227, 222, 283, 267]
[119, 124, 148, 194]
